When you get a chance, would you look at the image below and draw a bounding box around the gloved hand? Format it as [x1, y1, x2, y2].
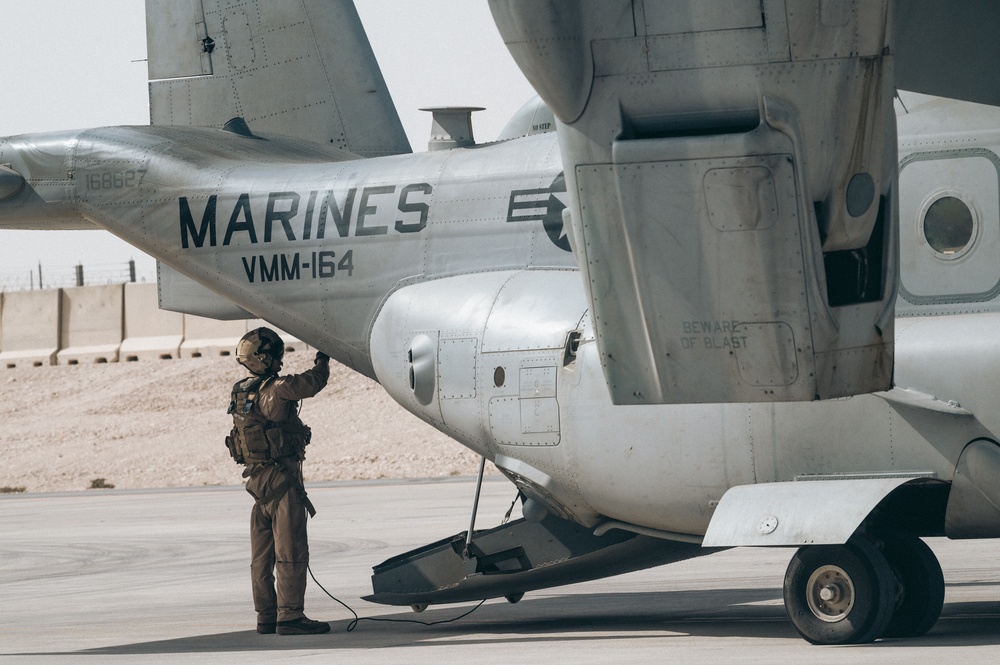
[315, 351, 330, 364]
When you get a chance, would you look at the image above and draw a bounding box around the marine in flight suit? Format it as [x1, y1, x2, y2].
[227, 327, 331, 635]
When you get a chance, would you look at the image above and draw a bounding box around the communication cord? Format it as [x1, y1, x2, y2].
[307, 565, 485, 631]
[302, 451, 520, 632]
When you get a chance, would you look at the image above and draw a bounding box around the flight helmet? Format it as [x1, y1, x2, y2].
[237, 327, 285, 376]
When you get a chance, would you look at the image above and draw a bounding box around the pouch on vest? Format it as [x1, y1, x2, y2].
[242, 423, 271, 462]
[266, 423, 311, 460]
[225, 428, 244, 464]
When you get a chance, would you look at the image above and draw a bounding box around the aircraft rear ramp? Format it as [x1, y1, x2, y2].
[365, 514, 712, 607]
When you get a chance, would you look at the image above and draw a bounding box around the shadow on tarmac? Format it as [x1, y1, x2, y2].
[9, 590, 1000, 657]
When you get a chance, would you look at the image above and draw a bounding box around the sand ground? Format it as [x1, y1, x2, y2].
[0, 349, 491, 493]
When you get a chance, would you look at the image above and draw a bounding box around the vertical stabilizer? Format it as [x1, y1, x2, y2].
[145, 0, 411, 156]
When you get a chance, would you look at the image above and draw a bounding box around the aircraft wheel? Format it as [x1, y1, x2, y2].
[410, 603, 428, 613]
[783, 536, 896, 644]
[505, 592, 524, 604]
[880, 532, 944, 638]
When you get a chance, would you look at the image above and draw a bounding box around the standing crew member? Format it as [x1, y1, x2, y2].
[226, 327, 331, 635]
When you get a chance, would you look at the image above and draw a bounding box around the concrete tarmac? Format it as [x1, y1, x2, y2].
[2, 477, 998, 664]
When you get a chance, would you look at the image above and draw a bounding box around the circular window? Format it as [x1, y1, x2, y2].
[923, 195, 976, 258]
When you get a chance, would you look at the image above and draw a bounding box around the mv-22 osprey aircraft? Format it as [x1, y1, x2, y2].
[2, 0, 1000, 645]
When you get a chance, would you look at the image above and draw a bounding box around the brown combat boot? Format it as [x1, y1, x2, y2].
[276, 617, 331, 635]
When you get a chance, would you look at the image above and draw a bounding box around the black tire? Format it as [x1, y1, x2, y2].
[783, 537, 897, 644]
[880, 532, 945, 638]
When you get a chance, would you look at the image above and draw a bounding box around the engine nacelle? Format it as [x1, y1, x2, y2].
[490, 0, 898, 404]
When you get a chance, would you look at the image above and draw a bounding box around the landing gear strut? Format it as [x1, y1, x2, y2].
[782, 533, 944, 644]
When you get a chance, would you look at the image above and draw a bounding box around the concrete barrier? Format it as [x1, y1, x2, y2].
[180, 314, 249, 359]
[0, 288, 62, 368]
[0, 289, 59, 367]
[120, 282, 184, 361]
[0, 285, 315, 367]
[57, 284, 124, 364]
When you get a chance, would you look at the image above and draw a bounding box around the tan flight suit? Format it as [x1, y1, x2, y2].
[242, 360, 329, 625]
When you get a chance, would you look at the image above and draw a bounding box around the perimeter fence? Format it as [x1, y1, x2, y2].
[0, 260, 155, 292]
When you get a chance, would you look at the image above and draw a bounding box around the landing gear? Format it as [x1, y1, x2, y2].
[880, 532, 944, 638]
[783, 533, 945, 644]
[783, 536, 895, 644]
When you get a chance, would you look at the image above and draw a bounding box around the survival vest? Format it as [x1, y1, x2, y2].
[226, 375, 312, 465]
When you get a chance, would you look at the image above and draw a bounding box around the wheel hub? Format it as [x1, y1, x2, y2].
[806, 565, 855, 622]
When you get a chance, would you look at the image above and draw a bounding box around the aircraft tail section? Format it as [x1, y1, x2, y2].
[145, 0, 411, 157]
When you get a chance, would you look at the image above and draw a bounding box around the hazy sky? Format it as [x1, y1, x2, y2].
[0, 1, 536, 283]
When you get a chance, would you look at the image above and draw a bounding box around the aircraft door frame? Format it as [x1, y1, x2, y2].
[898, 148, 1000, 306]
